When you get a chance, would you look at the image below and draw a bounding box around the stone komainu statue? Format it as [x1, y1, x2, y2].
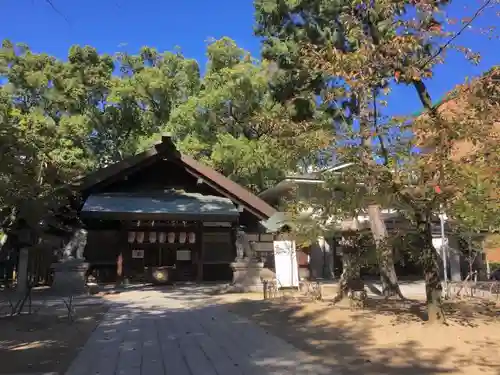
[235, 230, 256, 260]
[61, 228, 88, 261]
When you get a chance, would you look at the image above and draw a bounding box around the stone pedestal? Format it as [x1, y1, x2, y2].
[228, 259, 264, 293]
[51, 260, 90, 295]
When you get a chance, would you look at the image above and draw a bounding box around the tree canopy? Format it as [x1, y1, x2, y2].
[142, 37, 335, 193]
[254, 0, 500, 321]
[0, 40, 201, 223]
[0, 34, 336, 225]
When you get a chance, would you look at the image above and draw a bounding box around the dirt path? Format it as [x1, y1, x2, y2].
[0, 304, 109, 374]
[216, 295, 500, 375]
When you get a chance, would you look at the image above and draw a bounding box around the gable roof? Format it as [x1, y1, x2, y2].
[74, 134, 276, 220]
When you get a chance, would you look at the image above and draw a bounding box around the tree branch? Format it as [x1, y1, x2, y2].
[419, 0, 493, 70]
[372, 89, 391, 169]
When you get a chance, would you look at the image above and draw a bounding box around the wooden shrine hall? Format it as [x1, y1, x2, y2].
[76, 134, 277, 284]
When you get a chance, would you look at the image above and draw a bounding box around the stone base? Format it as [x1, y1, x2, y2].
[51, 260, 90, 296]
[228, 260, 264, 293]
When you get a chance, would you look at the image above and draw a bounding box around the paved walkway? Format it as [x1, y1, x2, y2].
[65, 287, 333, 375]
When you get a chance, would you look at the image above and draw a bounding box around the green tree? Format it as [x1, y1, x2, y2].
[0, 41, 98, 222]
[146, 37, 334, 193]
[98, 46, 201, 163]
[434, 69, 500, 280]
[254, 0, 416, 299]
[0, 41, 200, 232]
[255, 0, 500, 322]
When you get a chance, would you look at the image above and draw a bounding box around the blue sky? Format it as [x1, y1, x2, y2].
[0, 0, 498, 117]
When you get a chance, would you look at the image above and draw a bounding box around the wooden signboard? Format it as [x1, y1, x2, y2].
[132, 249, 144, 259]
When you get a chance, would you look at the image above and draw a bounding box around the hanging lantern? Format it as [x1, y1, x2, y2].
[167, 232, 175, 243]
[136, 232, 144, 244]
[149, 232, 157, 243]
[179, 232, 186, 244]
[188, 232, 196, 244]
[158, 232, 167, 244]
[127, 231, 136, 243]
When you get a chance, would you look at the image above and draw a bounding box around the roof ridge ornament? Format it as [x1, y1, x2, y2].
[153, 132, 175, 148]
[161, 132, 173, 144]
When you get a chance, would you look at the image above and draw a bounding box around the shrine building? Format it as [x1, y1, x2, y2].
[76, 134, 277, 283]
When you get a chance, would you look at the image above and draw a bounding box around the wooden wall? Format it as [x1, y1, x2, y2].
[83, 224, 238, 283]
[98, 159, 218, 196]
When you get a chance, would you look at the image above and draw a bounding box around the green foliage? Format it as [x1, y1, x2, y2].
[141, 38, 334, 193]
[0, 35, 334, 232]
[0, 40, 200, 224]
[256, 0, 500, 230]
[256, 1, 499, 310]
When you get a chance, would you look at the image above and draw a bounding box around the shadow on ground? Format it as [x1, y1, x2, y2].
[68, 293, 452, 375]
[148, 284, 499, 374]
[213, 293, 500, 375]
[215, 298, 453, 375]
[1, 284, 499, 375]
[0, 303, 108, 374]
[354, 295, 499, 328]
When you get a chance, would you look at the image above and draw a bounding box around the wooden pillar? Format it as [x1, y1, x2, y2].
[197, 222, 203, 282]
[230, 223, 238, 259]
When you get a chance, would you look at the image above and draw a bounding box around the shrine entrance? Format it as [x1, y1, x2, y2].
[125, 220, 202, 282]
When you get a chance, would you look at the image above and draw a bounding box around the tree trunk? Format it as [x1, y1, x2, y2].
[417, 213, 446, 324]
[357, 91, 402, 298]
[425, 266, 444, 324]
[335, 236, 363, 302]
[367, 205, 403, 298]
[339, 251, 360, 294]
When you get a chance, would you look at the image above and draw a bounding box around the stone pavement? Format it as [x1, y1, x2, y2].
[65, 287, 333, 375]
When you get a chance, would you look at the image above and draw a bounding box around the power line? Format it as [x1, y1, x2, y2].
[42, 0, 70, 24]
[420, 0, 495, 70]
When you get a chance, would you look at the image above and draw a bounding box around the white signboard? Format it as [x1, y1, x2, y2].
[273, 240, 299, 288]
[132, 249, 144, 259]
[176, 250, 191, 261]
